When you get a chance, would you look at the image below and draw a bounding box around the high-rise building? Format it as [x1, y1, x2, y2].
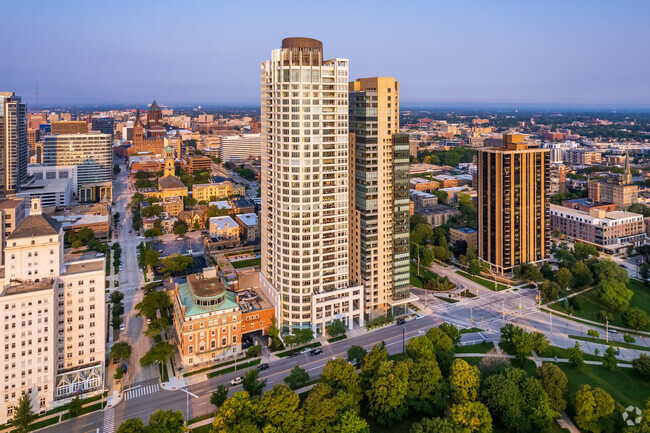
[0, 198, 105, 424]
[51, 121, 88, 135]
[146, 100, 166, 138]
[91, 116, 114, 139]
[348, 77, 410, 318]
[42, 133, 113, 202]
[0, 92, 29, 195]
[478, 134, 550, 274]
[260, 38, 363, 334]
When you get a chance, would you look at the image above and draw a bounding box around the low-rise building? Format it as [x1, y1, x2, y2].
[208, 216, 240, 241]
[170, 267, 274, 367]
[193, 181, 244, 202]
[417, 205, 461, 226]
[548, 164, 568, 195]
[16, 178, 74, 208]
[235, 213, 259, 243]
[550, 204, 646, 253]
[48, 204, 110, 240]
[450, 226, 478, 251]
[228, 197, 255, 215]
[566, 149, 602, 166]
[409, 177, 439, 192]
[182, 155, 212, 174]
[409, 190, 438, 209]
[561, 198, 616, 213]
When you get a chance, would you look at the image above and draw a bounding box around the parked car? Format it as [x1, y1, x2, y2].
[257, 363, 269, 371]
[396, 319, 406, 325]
[146, 318, 151, 325]
[289, 351, 300, 358]
[300, 347, 312, 355]
[415, 314, 424, 320]
[121, 363, 128, 374]
[311, 348, 323, 356]
[119, 323, 125, 331]
[230, 377, 243, 385]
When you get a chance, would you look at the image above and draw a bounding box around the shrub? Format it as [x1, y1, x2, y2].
[587, 329, 600, 338]
[624, 334, 636, 343]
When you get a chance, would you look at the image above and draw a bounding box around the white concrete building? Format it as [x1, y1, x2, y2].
[27, 165, 79, 196]
[16, 178, 73, 208]
[219, 134, 261, 162]
[542, 141, 578, 164]
[260, 37, 363, 334]
[0, 198, 105, 423]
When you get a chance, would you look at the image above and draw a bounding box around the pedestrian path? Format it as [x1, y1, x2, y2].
[103, 407, 115, 433]
[123, 383, 160, 400]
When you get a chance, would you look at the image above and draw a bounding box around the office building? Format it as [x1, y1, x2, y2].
[260, 38, 363, 334]
[42, 133, 112, 202]
[219, 134, 261, 162]
[550, 204, 646, 253]
[588, 153, 637, 211]
[478, 134, 550, 274]
[51, 121, 88, 135]
[348, 77, 410, 317]
[90, 117, 114, 139]
[146, 100, 166, 138]
[0, 198, 105, 424]
[0, 92, 29, 195]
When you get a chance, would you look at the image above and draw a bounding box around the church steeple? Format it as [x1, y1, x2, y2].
[164, 146, 175, 177]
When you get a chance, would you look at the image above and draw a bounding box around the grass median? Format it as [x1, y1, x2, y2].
[206, 359, 262, 379]
[456, 271, 508, 291]
[275, 342, 323, 358]
[569, 334, 650, 352]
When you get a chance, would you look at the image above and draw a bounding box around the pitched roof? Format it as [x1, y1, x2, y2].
[158, 175, 186, 190]
[149, 100, 161, 112]
[7, 213, 62, 240]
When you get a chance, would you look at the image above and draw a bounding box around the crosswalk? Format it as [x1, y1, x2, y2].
[124, 383, 160, 400]
[103, 407, 114, 433]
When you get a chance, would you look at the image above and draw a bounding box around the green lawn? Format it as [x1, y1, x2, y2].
[460, 327, 484, 334]
[456, 271, 508, 291]
[189, 424, 213, 433]
[409, 263, 439, 288]
[539, 345, 602, 362]
[456, 341, 494, 354]
[569, 334, 650, 352]
[231, 257, 261, 269]
[549, 279, 650, 331]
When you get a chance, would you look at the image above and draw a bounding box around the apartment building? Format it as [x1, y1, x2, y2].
[565, 148, 602, 166]
[348, 77, 410, 318]
[550, 204, 646, 253]
[0, 92, 29, 195]
[0, 198, 105, 423]
[478, 134, 550, 274]
[260, 38, 364, 334]
[548, 163, 568, 195]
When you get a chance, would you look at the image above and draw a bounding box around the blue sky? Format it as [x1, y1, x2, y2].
[2, 0, 649, 107]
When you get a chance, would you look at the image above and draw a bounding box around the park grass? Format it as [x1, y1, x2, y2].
[557, 363, 650, 407]
[456, 341, 494, 354]
[460, 327, 484, 334]
[539, 345, 602, 362]
[456, 270, 508, 291]
[231, 257, 261, 269]
[569, 334, 650, 352]
[549, 279, 650, 331]
[409, 263, 439, 288]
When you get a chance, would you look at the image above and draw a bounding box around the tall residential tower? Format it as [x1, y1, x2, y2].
[348, 77, 410, 318]
[0, 92, 29, 195]
[260, 38, 363, 334]
[478, 134, 550, 274]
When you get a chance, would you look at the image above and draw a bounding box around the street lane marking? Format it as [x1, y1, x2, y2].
[181, 388, 198, 398]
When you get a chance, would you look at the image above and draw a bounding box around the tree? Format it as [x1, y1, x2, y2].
[261, 384, 303, 432]
[113, 164, 122, 175]
[109, 290, 125, 305]
[633, 353, 650, 382]
[246, 345, 261, 358]
[468, 259, 482, 276]
[68, 395, 83, 417]
[71, 239, 83, 249]
[439, 322, 462, 347]
[283, 366, 309, 390]
[530, 332, 550, 355]
[512, 331, 533, 363]
[433, 245, 452, 262]
[211, 391, 262, 433]
[366, 360, 410, 425]
[140, 342, 175, 368]
[116, 418, 146, 433]
[569, 342, 585, 368]
[591, 259, 629, 285]
[283, 328, 314, 347]
[145, 316, 171, 338]
[347, 345, 367, 366]
[572, 260, 594, 289]
[173, 221, 188, 237]
[640, 262, 650, 286]
[302, 383, 359, 433]
[405, 349, 445, 415]
[322, 358, 362, 403]
[514, 263, 544, 283]
[452, 240, 468, 257]
[143, 248, 160, 273]
[142, 204, 163, 218]
[602, 346, 618, 371]
[574, 385, 615, 433]
[574, 242, 600, 261]
[555, 267, 573, 291]
[449, 358, 480, 404]
[160, 254, 194, 276]
[360, 344, 388, 392]
[623, 307, 649, 330]
[211, 385, 229, 409]
[539, 280, 560, 302]
[335, 410, 370, 433]
[114, 365, 124, 380]
[242, 368, 267, 396]
[598, 279, 633, 311]
[425, 328, 455, 374]
[409, 417, 455, 433]
[148, 409, 186, 433]
[326, 319, 346, 338]
[135, 290, 172, 320]
[13, 393, 34, 433]
[537, 363, 568, 411]
[110, 342, 132, 362]
[450, 402, 493, 433]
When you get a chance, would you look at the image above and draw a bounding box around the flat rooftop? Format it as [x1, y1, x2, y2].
[452, 226, 477, 234]
[2, 279, 55, 297]
[236, 288, 272, 313]
[236, 213, 258, 226]
[64, 258, 104, 275]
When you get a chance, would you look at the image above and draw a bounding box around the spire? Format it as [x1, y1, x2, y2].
[134, 109, 142, 126]
[149, 100, 161, 112]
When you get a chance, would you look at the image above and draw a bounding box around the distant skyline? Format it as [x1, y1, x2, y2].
[2, 1, 650, 108]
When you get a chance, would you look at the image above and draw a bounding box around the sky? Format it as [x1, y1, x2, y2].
[2, 0, 650, 108]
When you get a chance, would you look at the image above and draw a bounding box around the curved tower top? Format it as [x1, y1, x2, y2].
[281, 37, 322, 51]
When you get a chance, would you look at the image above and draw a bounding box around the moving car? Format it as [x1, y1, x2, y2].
[396, 319, 406, 325]
[310, 348, 323, 356]
[230, 377, 243, 385]
[257, 363, 269, 371]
